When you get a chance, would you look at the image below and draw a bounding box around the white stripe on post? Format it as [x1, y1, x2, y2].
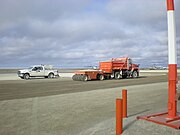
[167, 11, 177, 64]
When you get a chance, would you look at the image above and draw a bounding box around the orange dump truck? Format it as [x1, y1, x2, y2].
[72, 57, 139, 81]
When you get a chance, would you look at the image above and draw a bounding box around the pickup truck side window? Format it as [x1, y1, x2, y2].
[37, 67, 43, 71]
[32, 67, 37, 71]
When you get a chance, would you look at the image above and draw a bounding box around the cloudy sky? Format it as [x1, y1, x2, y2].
[0, 0, 180, 68]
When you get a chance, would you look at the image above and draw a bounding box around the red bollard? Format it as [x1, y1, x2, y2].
[122, 89, 127, 118]
[116, 99, 123, 135]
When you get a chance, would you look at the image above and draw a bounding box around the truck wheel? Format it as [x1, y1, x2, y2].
[77, 75, 81, 81]
[72, 75, 75, 80]
[115, 72, 121, 79]
[122, 75, 127, 79]
[132, 71, 138, 78]
[72, 75, 78, 81]
[23, 74, 30, 80]
[82, 75, 88, 81]
[80, 75, 84, 81]
[48, 73, 54, 78]
[105, 75, 111, 80]
[99, 74, 104, 81]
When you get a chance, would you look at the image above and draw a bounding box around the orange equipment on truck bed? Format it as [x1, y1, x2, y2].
[72, 57, 139, 81]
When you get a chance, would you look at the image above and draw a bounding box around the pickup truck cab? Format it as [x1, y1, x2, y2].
[18, 65, 59, 79]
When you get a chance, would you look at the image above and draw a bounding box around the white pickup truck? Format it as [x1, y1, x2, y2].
[17, 65, 59, 79]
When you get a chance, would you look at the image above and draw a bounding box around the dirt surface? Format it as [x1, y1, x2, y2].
[0, 74, 168, 101]
[0, 71, 180, 135]
[0, 82, 180, 135]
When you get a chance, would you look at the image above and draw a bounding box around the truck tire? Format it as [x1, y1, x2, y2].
[72, 75, 75, 80]
[82, 75, 88, 81]
[122, 75, 127, 79]
[115, 72, 121, 79]
[132, 71, 138, 78]
[23, 74, 30, 80]
[78, 75, 81, 81]
[105, 75, 111, 80]
[48, 73, 54, 78]
[80, 75, 84, 81]
[72, 75, 78, 81]
[98, 74, 104, 81]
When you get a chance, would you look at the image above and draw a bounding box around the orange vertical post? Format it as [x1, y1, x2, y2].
[122, 89, 127, 118]
[116, 98, 123, 135]
[137, 0, 180, 129]
[167, 0, 177, 118]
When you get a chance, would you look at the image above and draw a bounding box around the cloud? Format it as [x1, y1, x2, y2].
[0, 0, 179, 68]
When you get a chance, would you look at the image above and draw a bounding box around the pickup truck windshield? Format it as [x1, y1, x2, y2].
[28, 67, 33, 69]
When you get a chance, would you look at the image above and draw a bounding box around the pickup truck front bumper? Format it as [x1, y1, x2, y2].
[17, 71, 24, 77]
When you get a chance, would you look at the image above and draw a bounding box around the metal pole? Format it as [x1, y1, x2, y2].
[116, 99, 123, 135]
[167, 0, 177, 118]
[122, 89, 127, 118]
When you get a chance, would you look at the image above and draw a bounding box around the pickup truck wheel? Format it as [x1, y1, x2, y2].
[115, 72, 121, 79]
[24, 74, 30, 80]
[99, 74, 104, 81]
[132, 71, 138, 78]
[48, 73, 54, 78]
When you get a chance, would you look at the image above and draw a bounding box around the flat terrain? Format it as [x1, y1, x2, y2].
[0, 70, 180, 135]
[0, 73, 167, 101]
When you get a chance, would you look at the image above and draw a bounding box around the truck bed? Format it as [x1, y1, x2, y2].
[99, 61, 128, 73]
